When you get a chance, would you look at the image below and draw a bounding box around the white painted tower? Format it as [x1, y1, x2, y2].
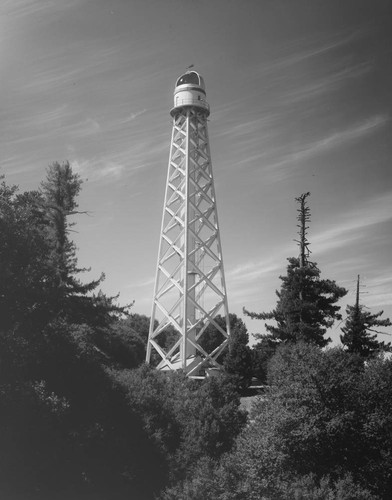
[146, 70, 231, 377]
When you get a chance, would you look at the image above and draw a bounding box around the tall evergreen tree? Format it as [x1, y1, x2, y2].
[41, 163, 100, 299]
[40, 161, 123, 325]
[340, 275, 391, 357]
[245, 193, 347, 348]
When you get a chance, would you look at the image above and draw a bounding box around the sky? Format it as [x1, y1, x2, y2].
[2, 0, 392, 345]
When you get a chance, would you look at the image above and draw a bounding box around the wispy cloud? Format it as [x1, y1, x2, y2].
[71, 118, 101, 137]
[259, 29, 366, 76]
[99, 161, 124, 179]
[363, 275, 392, 309]
[21, 44, 122, 93]
[280, 62, 371, 104]
[99, 109, 149, 134]
[313, 190, 392, 255]
[70, 158, 125, 182]
[259, 115, 388, 179]
[231, 115, 388, 177]
[69, 142, 158, 183]
[124, 109, 147, 123]
[0, 0, 82, 18]
[5, 107, 95, 149]
[214, 114, 278, 141]
[0, 156, 40, 177]
[127, 276, 155, 289]
[227, 258, 284, 283]
[7, 105, 71, 130]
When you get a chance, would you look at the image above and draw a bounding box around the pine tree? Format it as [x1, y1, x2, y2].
[40, 161, 124, 325]
[245, 193, 347, 348]
[41, 162, 97, 292]
[340, 275, 391, 357]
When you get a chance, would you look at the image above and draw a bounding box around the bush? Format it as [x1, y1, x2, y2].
[178, 343, 391, 499]
[114, 366, 247, 485]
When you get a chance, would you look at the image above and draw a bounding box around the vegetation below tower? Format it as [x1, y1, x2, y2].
[1, 165, 391, 499]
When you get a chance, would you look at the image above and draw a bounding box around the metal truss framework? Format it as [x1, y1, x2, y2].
[146, 107, 230, 377]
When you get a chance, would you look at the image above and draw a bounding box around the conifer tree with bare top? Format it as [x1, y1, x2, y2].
[340, 275, 391, 357]
[295, 192, 312, 270]
[245, 192, 347, 348]
[40, 161, 124, 325]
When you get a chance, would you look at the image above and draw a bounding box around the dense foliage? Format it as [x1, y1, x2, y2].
[1, 170, 390, 499]
[169, 344, 392, 499]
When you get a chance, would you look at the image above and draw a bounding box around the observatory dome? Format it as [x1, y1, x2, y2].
[175, 71, 206, 92]
[171, 70, 209, 116]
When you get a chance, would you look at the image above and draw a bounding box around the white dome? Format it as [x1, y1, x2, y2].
[175, 71, 206, 92]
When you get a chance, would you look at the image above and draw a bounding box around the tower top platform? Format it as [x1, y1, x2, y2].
[171, 70, 210, 117]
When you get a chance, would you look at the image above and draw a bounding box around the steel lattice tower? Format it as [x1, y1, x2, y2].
[146, 70, 231, 377]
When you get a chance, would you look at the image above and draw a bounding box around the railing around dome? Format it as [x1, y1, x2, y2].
[170, 98, 210, 117]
